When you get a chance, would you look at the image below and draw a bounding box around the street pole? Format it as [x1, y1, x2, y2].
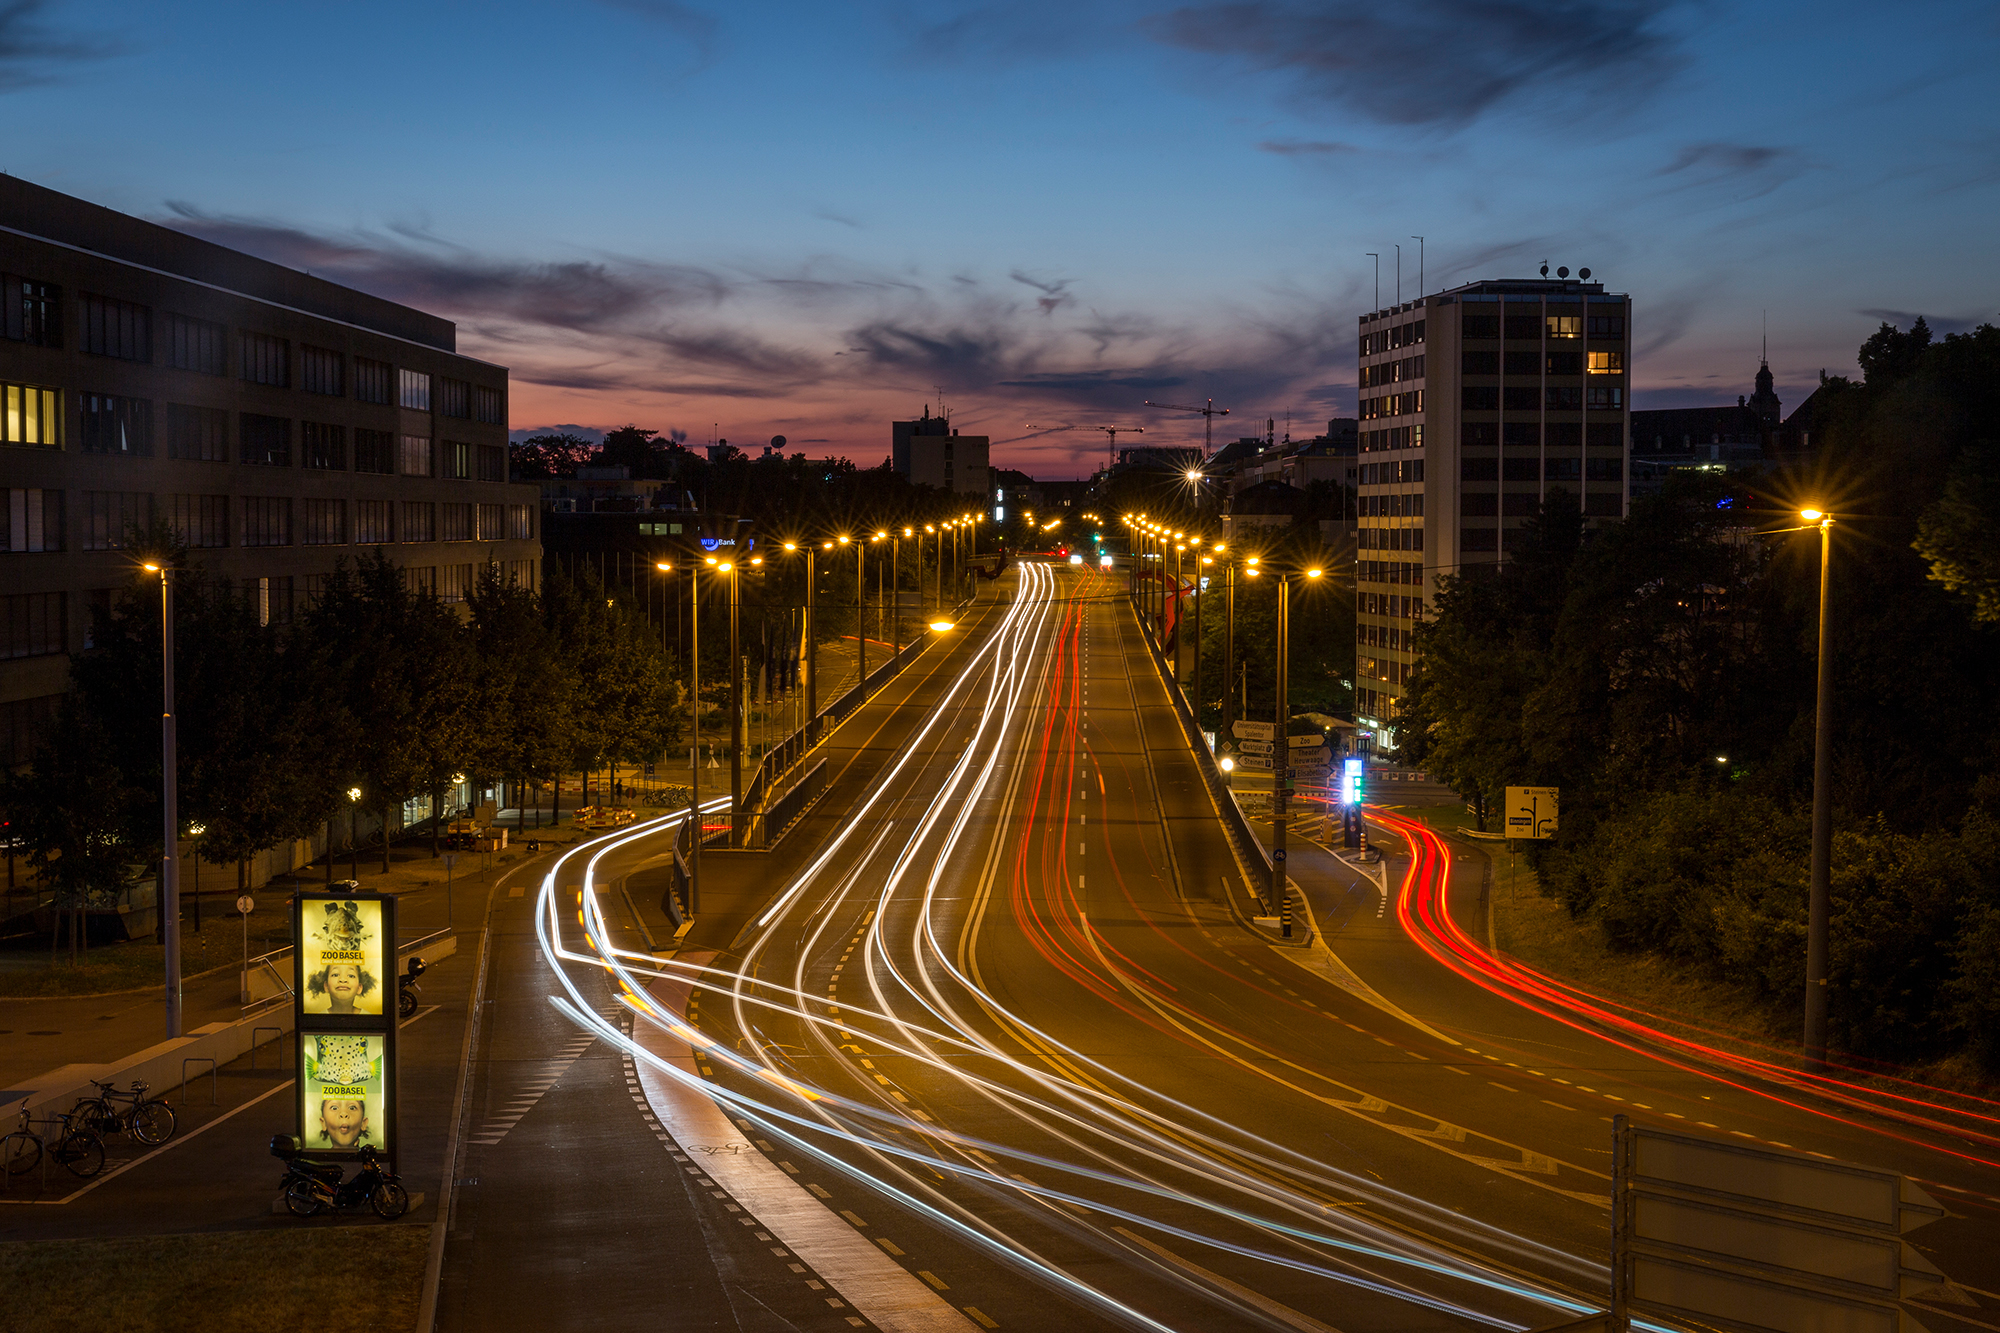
[154, 565, 182, 1039]
[806, 545, 817, 729]
[664, 561, 699, 913]
[1804, 514, 1834, 1070]
[1223, 561, 1235, 742]
[1194, 555, 1204, 735]
[894, 532, 906, 659]
[1173, 544, 1185, 685]
[856, 539, 868, 701]
[1275, 575, 1291, 939]
[727, 562, 743, 847]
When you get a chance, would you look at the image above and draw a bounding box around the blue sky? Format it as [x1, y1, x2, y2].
[5, 0, 1995, 473]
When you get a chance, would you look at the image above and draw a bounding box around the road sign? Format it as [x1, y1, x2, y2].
[1237, 740, 1275, 755]
[1288, 733, 1328, 748]
[1232, 720, 1276, 742]
[1609, 1121, 1956, 1333]
[443, 853, 458, 870]
[1295, 765, 1332, 781]
[1505, 786, 1559, 839]
[1236, 755, 1275, 770]
[236, 895, 254, 915]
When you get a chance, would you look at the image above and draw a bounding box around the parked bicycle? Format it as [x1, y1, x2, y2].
[271, 1136, 408, 1218]
[2, 1110, 106, 1179]
[70, 1078, 176, 1145]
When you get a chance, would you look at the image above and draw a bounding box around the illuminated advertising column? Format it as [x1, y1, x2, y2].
[1341, 757, 1366, 850]
[293, 890, 399, 1160]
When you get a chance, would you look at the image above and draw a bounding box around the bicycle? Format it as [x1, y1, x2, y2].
[70, 1078, 176, 1146]
[2, 1110, 106, 1179]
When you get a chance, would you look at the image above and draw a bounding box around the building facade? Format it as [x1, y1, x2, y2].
[1354, 276, 1632, 742]
[892, 407, 989, 497]
[1, 176, 539, 765]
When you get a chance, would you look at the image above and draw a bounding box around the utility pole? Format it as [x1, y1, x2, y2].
[1804, 510, 1835, 1070]
[726, 561, 743, 846]
[149, 563, 182, 1039]
[1274, 574, 1290, 938]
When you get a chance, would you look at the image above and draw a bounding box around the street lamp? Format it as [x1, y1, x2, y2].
[709, 557, 745, 845]
[1801, 507, 1835, 1071]
[660, 561, 700, 912]
[347, 786, 363, 881]
[142, 561, 182, 1038]
[1269, 566, 1323, 939]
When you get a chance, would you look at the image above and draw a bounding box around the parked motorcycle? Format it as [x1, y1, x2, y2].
[398, 956, 426, 1019]
[271, 1136, 408, 1218]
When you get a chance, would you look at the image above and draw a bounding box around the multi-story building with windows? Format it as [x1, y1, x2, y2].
[1354, 275, 1631, 744]
[892, 407, 990, 498]
[0, 176, 540, 765]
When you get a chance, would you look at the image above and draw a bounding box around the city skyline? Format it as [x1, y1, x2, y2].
[5, 0, 1993, 472]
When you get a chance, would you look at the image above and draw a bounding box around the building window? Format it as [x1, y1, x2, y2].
[3, 275, 62, 346]
[166, 403, 228, 461]
[441, 503, 472, 542]
[1, 592, 66, 659]
[505, 559, 534, 588]
[303, 421, 346, 470]
[255, 576, 295, 626]
[477, 443, 506, 482]
[355, 357, 392, 405]
[1503, 421, 1539, 448]
[240, 332, 289, 386]
[1460, 493, 1498, 517]
[1587, 386, 1625, 410]
[354, 500, 394, 545]
[168, 494, 228, 549]
[80, 292, 151, 361]
[1503, 456, 1540, 482]
[301, 345, 345, 395]
[1546, 351, 1583, 376]
[507, 505, 532, 540]
[81, 491, 154, 551]
[399, 435, 433, 476]
[1463, 315, 1499, 340]
[438, 378, 470, 419]
[441, 440, 471, 480]
[1461, 386, 1498, 412]
[354, 428, 394, 474]
[401, 501, 435, 543]
[1587, 422, 1624, 449]
[1461, 351, 1498, 376]
[2, 383, 61, 447]
[3, 488, 64, 552]
[240, 413, 291, 466]
[476, 504, 504, 541]
[398, 369, 431, 411]
[1587, 350, 1623, 374]
[1585, 493, 1624, 517]
[163, 313, 226, 374]
[1503, 313, 1541, 340]
[440, 564, 473, 603]
[1503, 386, 1540, 412]
[79, 393, 153, 456]
[1460, 526, 1498, 552]
[403, 566, 437, 596]
[1586, 456, 1623, 482]
[1545, 457, 1581, 482]
[1546, 315, 1582, 339]
[303, 499, 346, 546]
[474, 385, 504, 425]
[241, 496, 292, 548]
[1588, 315, 1626, 338]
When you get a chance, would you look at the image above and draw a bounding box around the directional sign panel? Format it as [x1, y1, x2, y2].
[1237, 740, 1276, 756]
[1233, 720, 1276, 742]
[1505, 786, 1559, 839]
[1288, 733, 1329, 748]
[1236, 755, 1275, 770]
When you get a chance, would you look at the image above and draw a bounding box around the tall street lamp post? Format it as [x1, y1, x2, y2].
[1195, 549, 1211, 736]
[1802, 507, 1835, 1071]
[1252, 563, 1321, 939]
[143, 562, 182, 1039]
[660, 561, 699, 913]
[348, 786, 362, 881]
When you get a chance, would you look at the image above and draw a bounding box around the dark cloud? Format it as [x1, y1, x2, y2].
[1858, 309, 1989, 337]
[590, 0, 718, 64]
[900, 0, 1113, 61]
[1147, 0, 1683, 128]
[161, 204, 730, 332]
[1655, 142, 1803, 200]
[1010, 269, 1075, 315]
[1257, 139, 1359, 155]
[0, 0, 120, 88]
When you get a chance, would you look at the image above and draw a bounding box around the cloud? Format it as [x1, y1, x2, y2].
[1257, 139, 1359, 156]
[1147, 0, 1683, 128]
[1655, 142, 1803, 201]
[813, 208, 864, 229]
[1010, 269, 1075, 315]
[0, 0, 120, 88]
[590, 0, 718, 64]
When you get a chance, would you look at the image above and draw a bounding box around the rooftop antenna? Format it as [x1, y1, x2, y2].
[1366, 254, 1379, 310]
[1411, 236, 1424, 296]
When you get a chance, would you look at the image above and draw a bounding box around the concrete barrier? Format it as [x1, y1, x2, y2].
[0, 1004, 296, 1126]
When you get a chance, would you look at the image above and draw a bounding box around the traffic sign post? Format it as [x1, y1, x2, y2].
[1506, 786, 1559, 840]
[237, 895, 254, 1004]
[1233, 720, 1276, 742]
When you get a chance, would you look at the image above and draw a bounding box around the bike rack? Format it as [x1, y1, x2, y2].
[180, 1057, 217, 1107]
[251, 1026, 287, 1071]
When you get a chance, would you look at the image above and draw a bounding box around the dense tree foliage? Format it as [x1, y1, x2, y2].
[1399, 319, 2000, 1069]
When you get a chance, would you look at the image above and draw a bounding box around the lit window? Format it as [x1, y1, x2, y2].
[1546, 315, 1582, 339]
[1588, 351, 1623, 374]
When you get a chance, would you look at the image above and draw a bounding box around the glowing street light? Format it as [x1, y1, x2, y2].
[1801, 505, 1836, 1069]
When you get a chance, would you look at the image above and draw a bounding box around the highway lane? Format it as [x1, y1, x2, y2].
[532, 560, 1999, 1332]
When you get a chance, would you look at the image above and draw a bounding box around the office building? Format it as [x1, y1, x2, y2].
[891, 407, 989, 497]
[1, 176, 540, 765]
[1354, 274, 1632, 744]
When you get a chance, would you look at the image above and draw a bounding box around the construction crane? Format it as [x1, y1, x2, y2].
[1026, 424, 1145, 473]
[1143, 399, 1230, 459]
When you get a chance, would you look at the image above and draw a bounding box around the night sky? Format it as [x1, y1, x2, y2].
[6, 0, 1994, 473]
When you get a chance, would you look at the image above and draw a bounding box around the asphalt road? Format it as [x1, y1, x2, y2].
[455, 562, 2000, 1333]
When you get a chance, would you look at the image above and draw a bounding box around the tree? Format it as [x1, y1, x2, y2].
[467, 570, 574, 822]
[1913, 445, 2000, 623]
[510, 433, 597, 479]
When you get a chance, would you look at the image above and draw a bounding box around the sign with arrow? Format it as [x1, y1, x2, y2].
[1237, 740, 1276, 756]
[1232, 720, 1276, 742]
